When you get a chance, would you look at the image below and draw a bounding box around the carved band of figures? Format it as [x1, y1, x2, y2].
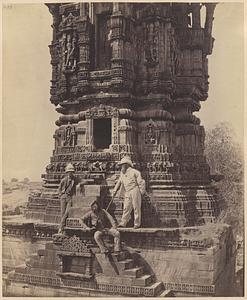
[46, 158, 179, 175]
[57, 109, 173, 126]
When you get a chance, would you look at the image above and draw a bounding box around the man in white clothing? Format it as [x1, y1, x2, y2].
[112, 156, 145, 229]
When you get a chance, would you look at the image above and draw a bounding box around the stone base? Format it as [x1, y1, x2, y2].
[3, 221, 237, 297]
[3, 278, 174, 297]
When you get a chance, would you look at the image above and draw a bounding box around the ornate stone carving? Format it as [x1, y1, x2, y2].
[61, 32, 78, 72]
[63, 123, 77, 146]
[144, 21, 159, 67]
[145, 122, 157, 145]
[60, 12, 77, 31]
[85, 105, 119, 119]
[60, 235, 91, 253]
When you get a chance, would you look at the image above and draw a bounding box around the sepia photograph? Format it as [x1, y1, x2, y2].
[2, 1, 244, 297]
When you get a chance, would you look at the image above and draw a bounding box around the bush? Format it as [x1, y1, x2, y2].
[205, 122, 244, 236]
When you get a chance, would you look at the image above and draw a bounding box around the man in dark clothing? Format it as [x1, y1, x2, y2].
[80, 201, 121, 254]
[57, 163, 77, 234]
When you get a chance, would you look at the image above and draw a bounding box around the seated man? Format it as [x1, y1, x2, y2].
[80, 201, 121, 254]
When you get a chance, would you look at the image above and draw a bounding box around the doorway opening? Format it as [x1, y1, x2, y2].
[93, 118, 112, 150]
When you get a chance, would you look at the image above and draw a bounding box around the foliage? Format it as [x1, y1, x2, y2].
[11, 178, 18, 182]
[23, 177, 30, 184]
[205, 122, 244, 236]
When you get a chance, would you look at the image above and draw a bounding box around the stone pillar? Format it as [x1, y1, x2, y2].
[85, 118, 94, 150]
[111, 115, 119, 145]
[191, 3, 201, 29]
[77, 4, 91, 95]
[113, 2, 120, 13]
[204, 4, 217, 36]
[109, 4, 135, 92]
[47, 4, 60, 105]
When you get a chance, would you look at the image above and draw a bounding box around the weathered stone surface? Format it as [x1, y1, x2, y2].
[3, 2, 237, 297]
[20, 2, 222, 228]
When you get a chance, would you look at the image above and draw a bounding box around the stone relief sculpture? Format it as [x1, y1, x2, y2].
[64, 123, 77, 146]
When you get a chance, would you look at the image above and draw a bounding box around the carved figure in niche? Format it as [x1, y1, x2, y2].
[163, 162, 168, 173]
[144, 22, 159, 65]
[55, 163, 60, 172]
[78, 161, 87, 172]
[158, 161, 163, 172]
[46, 164, 53, 173]
[64, 123, 72, 146]
[74, 162, 80, 172]
[152, 162, 159, 172]
[61, 12, 76, 29]
[145, 123, 156, 144]
[62, 31, 77, 72]
[92, 161, 104, 172]
[64, 122, 77, 146]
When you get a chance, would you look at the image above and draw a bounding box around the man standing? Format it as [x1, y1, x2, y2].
[80, 201, 121, 254]
[57, 163, 77, 234]
[112, 156, 145, 229]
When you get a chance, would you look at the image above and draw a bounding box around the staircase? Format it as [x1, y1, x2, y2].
[95, 250, 166, 297]
[10, 240, 172, 297]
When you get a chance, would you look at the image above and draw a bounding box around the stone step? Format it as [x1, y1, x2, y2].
[15, 264, 27, 273]
[115, 259, 134, 271]
[110, 251, 129, 262]
[147, 281, 165, 297]
[158, 289, 174, 297]
[96, 272, 153, 287]
[132, 274, 154, 287]
[96, 275, 165, 297]
[121, 266, 144, 278]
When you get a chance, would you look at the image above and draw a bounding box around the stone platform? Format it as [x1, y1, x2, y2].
[3, 218, 236, 297]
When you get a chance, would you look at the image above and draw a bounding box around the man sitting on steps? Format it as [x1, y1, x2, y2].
[80, 200, 121, 254]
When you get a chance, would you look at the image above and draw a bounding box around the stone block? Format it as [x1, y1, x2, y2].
[122, 266, 143, 278]
[115, 259, 134, 272]
[72, 195, 99, 208]
[68, 207, 90, 218]
[84, 185, 102, 197]
[132, 274, 154, 287]
[110, 251, 129, 262]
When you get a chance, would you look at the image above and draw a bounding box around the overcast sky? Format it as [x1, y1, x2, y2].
[2, 3, 244, 181]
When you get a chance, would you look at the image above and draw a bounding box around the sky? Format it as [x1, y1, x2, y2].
[2, 3, 244, 181]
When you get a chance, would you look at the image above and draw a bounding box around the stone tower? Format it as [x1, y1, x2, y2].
[26, 2, 221, 227]
[4, 3, 237, 297]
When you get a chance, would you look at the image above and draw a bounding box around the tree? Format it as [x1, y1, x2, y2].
[205, 122, 244, 236]
[11, 178, 18, 183]
[23, 177, 30, 184]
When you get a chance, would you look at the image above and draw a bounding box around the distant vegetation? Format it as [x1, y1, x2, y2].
[205, 122, 244, 237]
[2, 180, 42, 216]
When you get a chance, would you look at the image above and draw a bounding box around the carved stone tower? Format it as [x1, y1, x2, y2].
[25, 2, 221, 227]
[4, 3, 237, 297]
